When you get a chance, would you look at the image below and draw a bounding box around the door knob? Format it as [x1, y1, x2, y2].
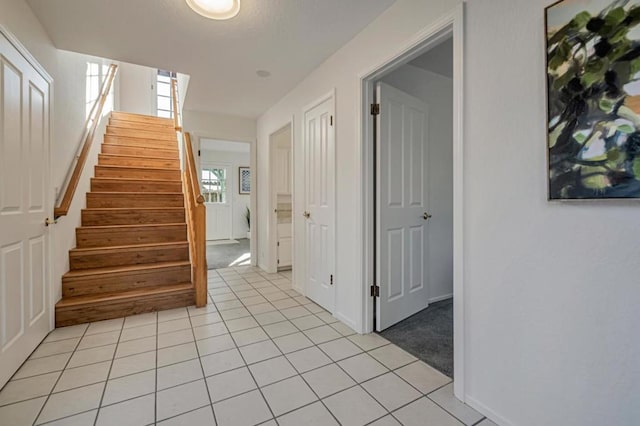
[423, 212, 432, 220]
[303, 211, 311, 219]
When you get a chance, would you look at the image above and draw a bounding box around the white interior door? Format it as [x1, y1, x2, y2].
[272, 131, 292, 268]
[376, 82, 430, 331]
[202, 165, 232, 241]
[0, 30, 51, 387]
[304, 95, 335, 312]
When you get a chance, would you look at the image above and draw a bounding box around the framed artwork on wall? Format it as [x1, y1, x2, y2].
[546, 0, 640, 199]
[239, 166, 251, 194]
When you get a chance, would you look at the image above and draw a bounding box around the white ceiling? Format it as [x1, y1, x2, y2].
[27, 0, 395, 118]
[201, 138, 250, 153]
[409, 37, 453, 78]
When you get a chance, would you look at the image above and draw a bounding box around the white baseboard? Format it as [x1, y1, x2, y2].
[465, 395, 513, 426]
[429, 293, 453, 303]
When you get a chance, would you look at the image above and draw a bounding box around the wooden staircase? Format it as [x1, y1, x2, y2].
[55, 112, 196, 327]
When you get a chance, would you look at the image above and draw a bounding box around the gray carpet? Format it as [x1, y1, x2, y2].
[206, 239, 251, 270]
[379, 298, 453, 377]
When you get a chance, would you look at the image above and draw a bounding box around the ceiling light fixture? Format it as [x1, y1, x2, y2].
[186, 0, 240, 20]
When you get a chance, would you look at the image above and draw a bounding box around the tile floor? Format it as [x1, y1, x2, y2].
[0, 266, 493, 426]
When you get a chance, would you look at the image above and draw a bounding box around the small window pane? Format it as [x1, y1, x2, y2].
[158, 110, 172, 118]
[158, 97, 171, 111]
[157, 75, 171, 84]
[157, 82, 171, 97]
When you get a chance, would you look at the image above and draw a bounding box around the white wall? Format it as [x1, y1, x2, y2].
[200, 149, 251, 240]
[118, 61, 155, 116]
[258, 0, 640, 425]
[463, 1, 640, 425]
[381, 64, 453, 303]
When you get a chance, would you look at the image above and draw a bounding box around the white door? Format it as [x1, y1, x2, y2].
[304, 95, 335, 312]
[0, 30, 52, 387]
[202, 165, 232, 240]
[272, 132, 292, 268]
[376, 82, 430, 331]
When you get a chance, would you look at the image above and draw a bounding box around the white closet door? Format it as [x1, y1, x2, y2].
[0, 30, 52, 387]
[304, 95, 335, 312]
[376, 82, 430, 331]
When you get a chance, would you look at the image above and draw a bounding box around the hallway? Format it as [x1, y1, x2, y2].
[0, 267, 488, 425]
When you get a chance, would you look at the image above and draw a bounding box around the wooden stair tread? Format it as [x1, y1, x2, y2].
[88, 191, 184, 196]
[70, 241, 189, 254]
[56, 283, 193, 308]
[63, 260, 191, 278]
[99, 153, 179, 161]
[101, 144, 179, 154]
[78, 222, 185, 230]
[83, 207, 185, 211]
[96, 165, 181, 171]
[111, 111, 173, 122]
[92, 178, 181, 183]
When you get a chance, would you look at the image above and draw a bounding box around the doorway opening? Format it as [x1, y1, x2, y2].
[268, 123, 293, 275]
[199, 138, 253, 269]
[361, 6, 464, 397]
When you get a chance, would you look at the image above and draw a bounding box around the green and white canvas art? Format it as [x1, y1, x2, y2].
[546, 0, 640, 199]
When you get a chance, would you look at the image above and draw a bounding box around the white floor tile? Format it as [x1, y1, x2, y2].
[30, 338, 79, 359]
[102, 370, 155, 406]
[13, 353, 71, 379]
[201, 348, 245, 377]
[157, 307, 189, 323]
[123, 312, 157, 329]
[273, 332, 314, 354]
[276, 401, 338, 426]
[158, 318, 192, 335]
[248, 356, 297, 387]
[428, 383, 484, 425]
[54, 360, 110, 392]
[197, 334, 236, 356]
[393, 397, 463, 426]
[348, 333, 389, 351]
[254, 311, 286, 326]
[157, 359, 204, 390]
[285, 347, 332, 373]
[361, 372, 422, 411]
[96, 394, 154, 426]
[85, 318, 123, 336]
[119, 324, 157, 344]
[36, 382, 104, 424]
[206, 366, 256, 402]
[302, 364, 356, 398]
[193, 322, 228, 340]
[476, 418, 498, 426]
[0, 372, 60, 406]
[247, 303, 277, 315]
[43, 410, 98, 426]
[44, 324, 87, 343]
[263, 321, 298, 339]
[225, 316, 259, 332]
[115, 336, 156, 358]
[280, 306, 311, 320]
[0, 396, 46, 425]
[304, 325, 341, 344]
[219, 307, 251, 321]
[156, 379, 211, 421]
[290, 315, 324, 330]
[76, 331, 120, 350]
[239, 340, 281, 364]
[323, 386, 387, 426]
[157, 406, 216, 425]
[189, 311, 222, 328]
[369, 415, 403, 425]
[109, 351, 155, 379]
[158, 329, 194, 349]
[261, 376, 317, 416]
[369, 344, 417, 370]
[157, 342, 199, 367]
[318, 337, 362, 361]
[395, 361, 451, 394]
[338, 353, 389, 383]
[67, 344, 116, 368]
[231, 327, 269, 346]
[212, 389, 272, 426]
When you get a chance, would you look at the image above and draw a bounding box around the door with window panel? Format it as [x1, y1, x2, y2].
[202, 166, 232, 240]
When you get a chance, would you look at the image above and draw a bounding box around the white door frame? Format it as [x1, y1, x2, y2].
[267, 119, 294, 273]
[359, 4, 465, 400]
[302, 89, 336, 309]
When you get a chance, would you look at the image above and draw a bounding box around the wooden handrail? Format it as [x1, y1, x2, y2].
[171, 78, 182, 132]
[54, 64, 118, 218]
[183, 132, 207, 307]
[172, 76, 206, 307]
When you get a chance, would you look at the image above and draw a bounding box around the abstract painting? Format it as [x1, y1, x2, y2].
[547, 0, 640, 199]
[239, 167, 251, 194]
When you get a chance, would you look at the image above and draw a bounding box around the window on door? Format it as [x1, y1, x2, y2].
[201, 167, 228, 203]
[157, 70, 175, 118]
